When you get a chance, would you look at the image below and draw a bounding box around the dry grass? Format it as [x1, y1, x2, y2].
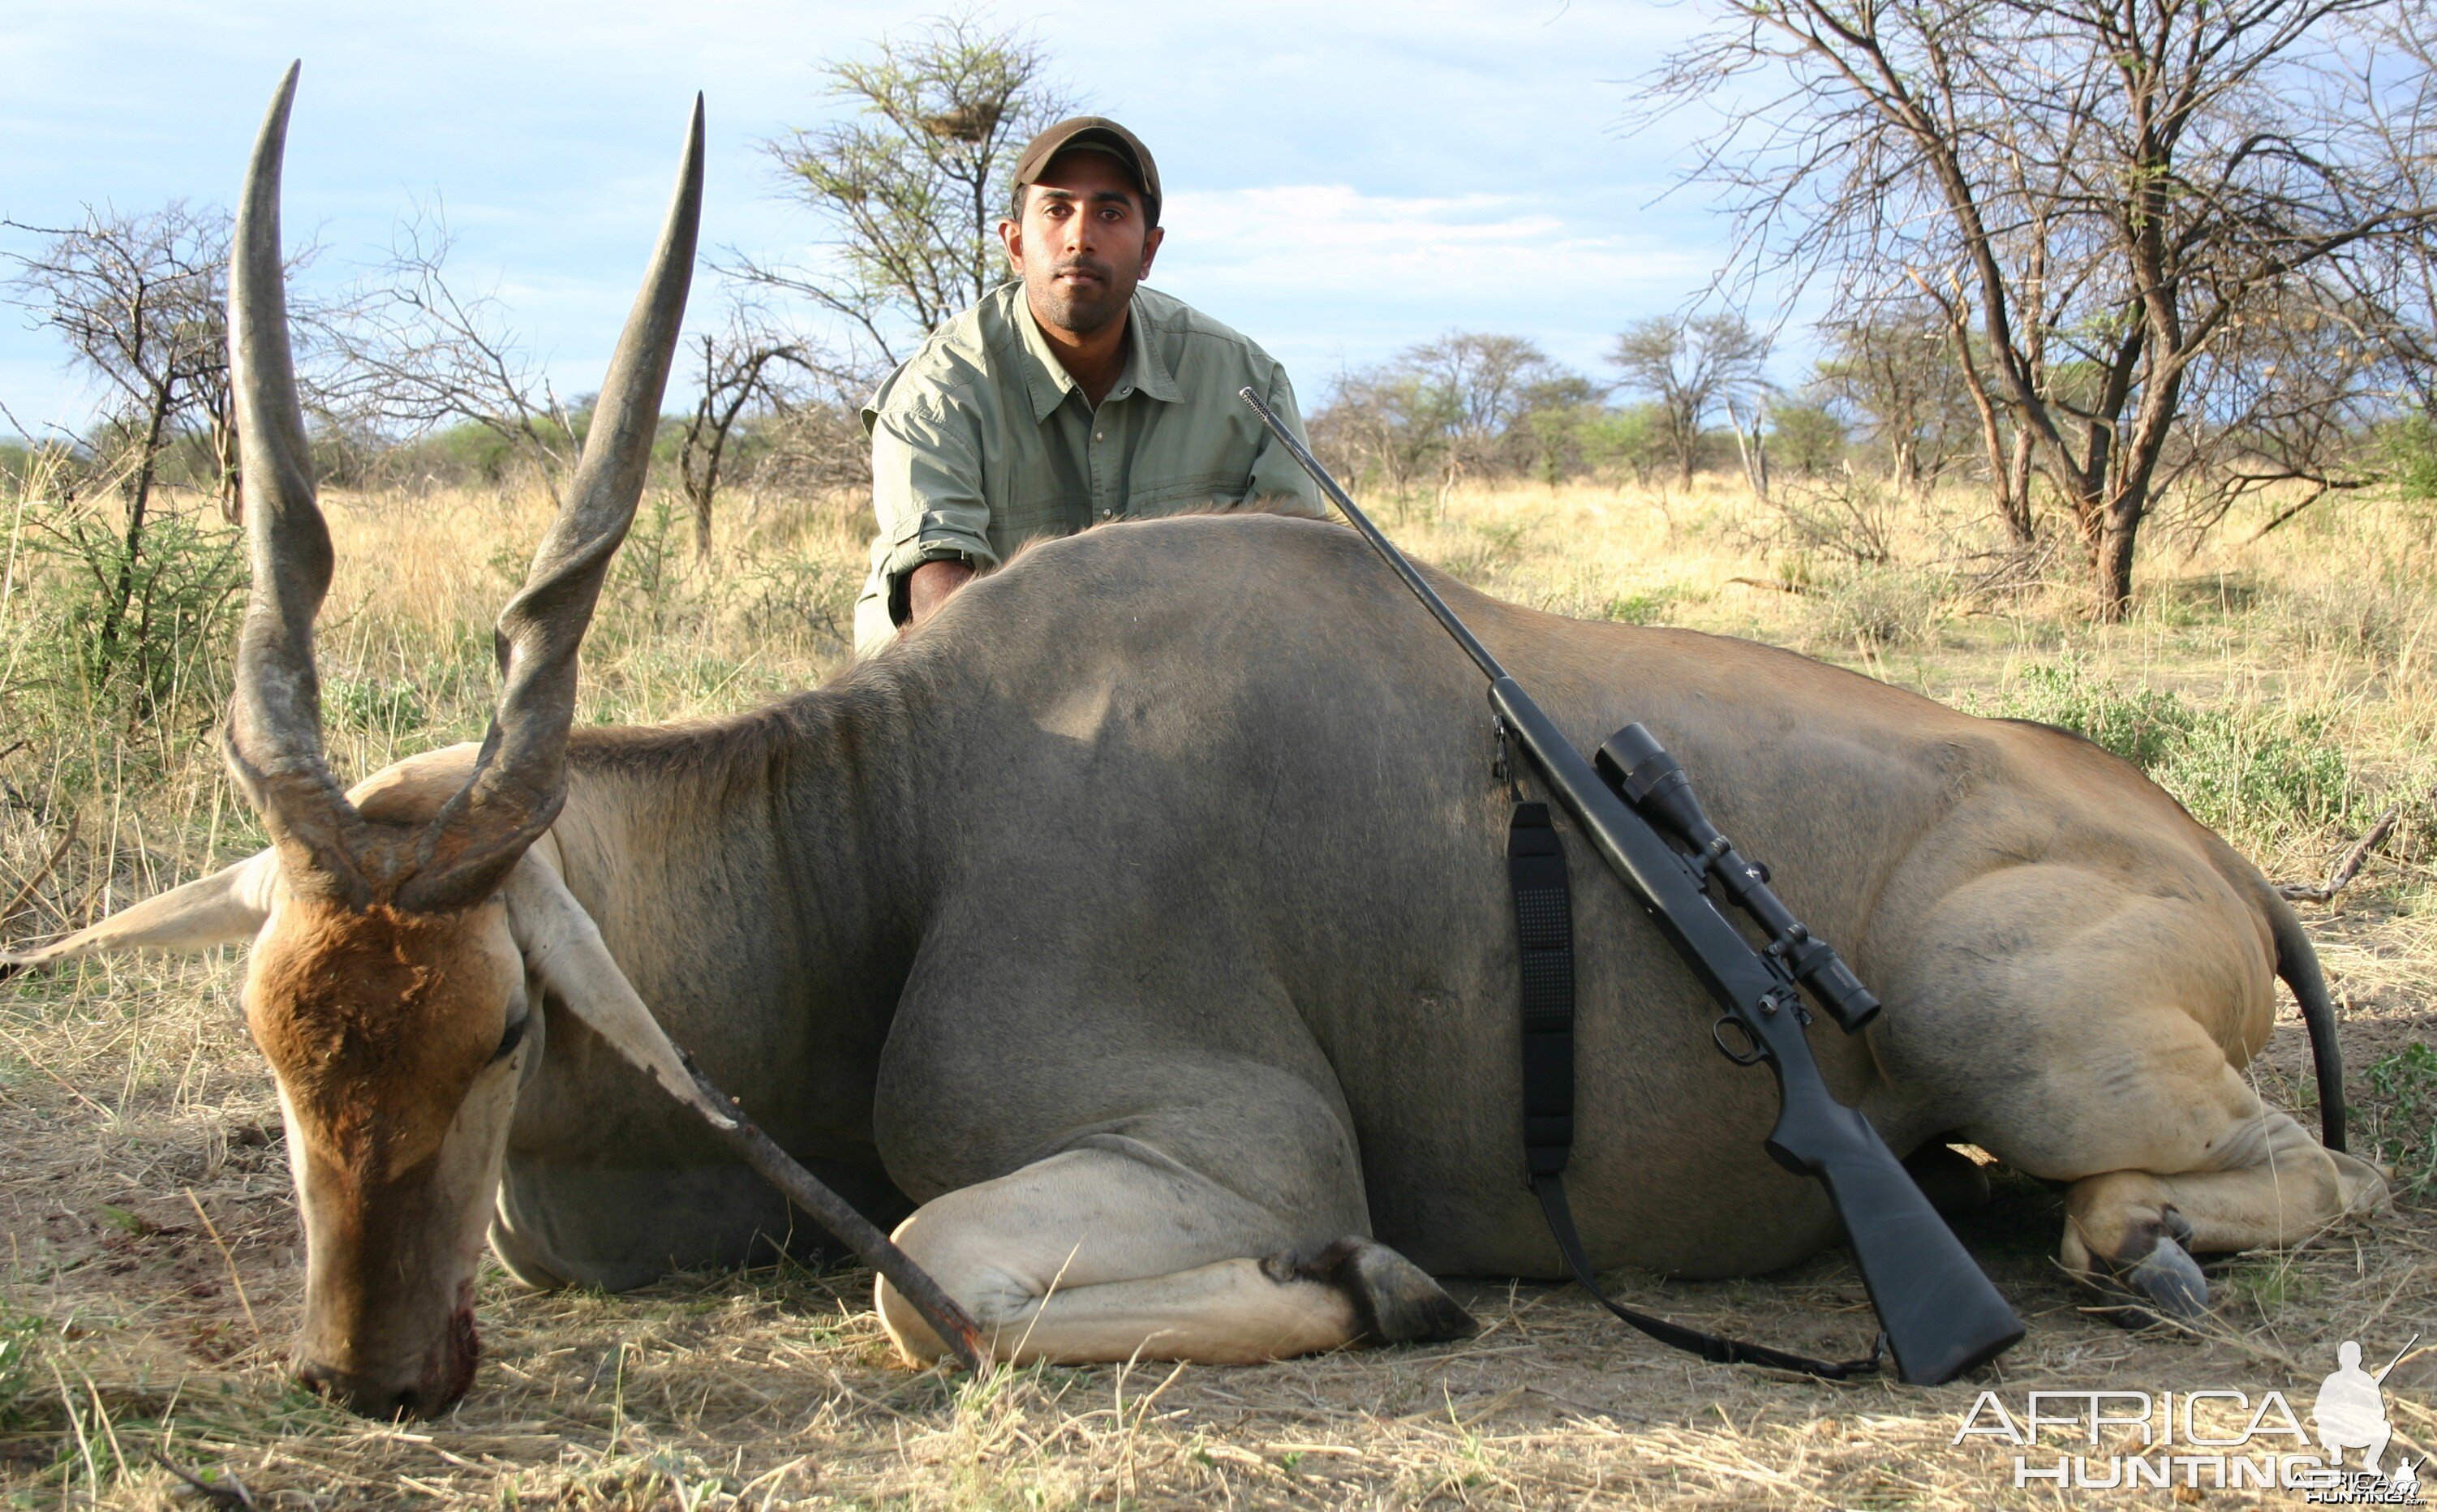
[1, 471, 2431, 1507]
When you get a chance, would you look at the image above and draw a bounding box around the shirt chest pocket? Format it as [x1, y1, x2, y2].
[991, 455, 1089, 549]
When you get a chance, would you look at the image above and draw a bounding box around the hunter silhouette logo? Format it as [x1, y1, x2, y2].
[1953, 1332, 2424, 1499]
[2314, 1338, 2412, 1475]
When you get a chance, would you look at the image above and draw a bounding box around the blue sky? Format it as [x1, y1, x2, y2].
[0, 0, 1767, 435]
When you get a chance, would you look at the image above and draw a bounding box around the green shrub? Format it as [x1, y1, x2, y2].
[2159, 708, 2353, 836]
[1978, 659, 2357, 840]
[0, 1307, 42, 1427]
[19, 495, 244, 737]
[2379, 413, 2437, 502]
[1601, 589, 1674, 625]
[325, 675, 428, 735]
[2365, 1042, 2437, 1201]
[1999, 659, 2193, 768]
[1807, 565, 1942, 650]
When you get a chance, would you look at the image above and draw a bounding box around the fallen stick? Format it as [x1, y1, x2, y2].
[2280, 793, 2426, 903]
[157, 1455, 259, 1509]
[0, 814, 76, 929]
[677, 1050, 988, 1372]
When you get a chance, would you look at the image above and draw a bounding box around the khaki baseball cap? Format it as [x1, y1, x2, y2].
[1012, 117, 1162, 226]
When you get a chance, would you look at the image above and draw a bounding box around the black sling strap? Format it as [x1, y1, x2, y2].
[1506, 801, 1885, 1381]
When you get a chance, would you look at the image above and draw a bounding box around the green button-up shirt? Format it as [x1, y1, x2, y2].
[852, 281, 1323, 655]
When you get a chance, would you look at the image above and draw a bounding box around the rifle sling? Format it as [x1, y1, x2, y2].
[1506, 801, 1885, 1382]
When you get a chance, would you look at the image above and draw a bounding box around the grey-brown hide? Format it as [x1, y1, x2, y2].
[845, 517, 2382, 1364]
[422, 510, 2383, 1368]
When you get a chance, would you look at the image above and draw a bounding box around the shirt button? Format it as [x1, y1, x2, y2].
[1094, 431, 1104, 442]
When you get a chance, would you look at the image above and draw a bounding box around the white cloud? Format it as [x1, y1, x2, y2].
[1164, 183, 1707, 299]
[1154, 183, 1717, 384]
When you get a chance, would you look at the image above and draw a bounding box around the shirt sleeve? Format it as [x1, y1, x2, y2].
[1244, 366, 1326, 518]
[869, 396, 999, 625]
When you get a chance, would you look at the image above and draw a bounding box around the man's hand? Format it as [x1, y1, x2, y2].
[906, 557, 976, 627]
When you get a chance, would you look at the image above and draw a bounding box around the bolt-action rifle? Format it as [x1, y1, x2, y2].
[1240, 388, 2023, 1386]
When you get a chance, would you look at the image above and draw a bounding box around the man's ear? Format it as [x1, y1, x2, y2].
[1137, 223, 1164, 281]
[998, 217, 1025, 277]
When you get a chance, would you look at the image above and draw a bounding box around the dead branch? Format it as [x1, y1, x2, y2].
[157, 1455, 260, 1509]
[0, 813, 78, 929]
[2279, 792, 2431, 902]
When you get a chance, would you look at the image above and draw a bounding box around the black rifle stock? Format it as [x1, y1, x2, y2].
[1240, 387, 2023, 1386]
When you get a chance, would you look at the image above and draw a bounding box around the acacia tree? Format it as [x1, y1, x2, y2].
[319, 208, 587, 500]
[2335, 3, 2437, 501]
[1309, 335, 1590, 506]
[1404, 333, 1559, 505]
[674, 305, 833, 558]
[753, 12, 1079, 367]
[1816, 306, 1977, 505]
[3, 204, 231, 643]
[1309, 367, 1455, 502]
[1607, 312, 1771, 488]
[1658, 0, 2435, 616]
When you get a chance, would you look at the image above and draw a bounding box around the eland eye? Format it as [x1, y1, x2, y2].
[489, 1016, 528, 1064]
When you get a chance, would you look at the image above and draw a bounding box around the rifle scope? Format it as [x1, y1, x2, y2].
[1594, 724, 1880, 1033]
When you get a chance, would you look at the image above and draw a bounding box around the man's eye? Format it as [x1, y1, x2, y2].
[490, 1016, 527, 1063]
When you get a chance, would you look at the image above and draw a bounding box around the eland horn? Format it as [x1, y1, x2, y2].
[399, 92, 703, 912]
[223, 62, 705, 913]
[224, 62, 374, 904]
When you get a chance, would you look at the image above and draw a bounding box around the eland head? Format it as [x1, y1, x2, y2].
[1, 65, 711, 1417]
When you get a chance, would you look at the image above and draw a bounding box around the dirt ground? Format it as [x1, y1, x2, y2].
[0, 956, 2426, 1509]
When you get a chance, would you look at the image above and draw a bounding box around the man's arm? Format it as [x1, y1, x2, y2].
[868, 398, 997, 631]
[1243, 367, 1326, 518]
[905, 557, 975, 625]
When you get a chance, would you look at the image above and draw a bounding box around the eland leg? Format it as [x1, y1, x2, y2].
[2051, 1109, 2387, 1321]
[875, 1140, 1474, 1366]
[492, 1158, 908, 1291]
[1882, 869, 2388, 1323]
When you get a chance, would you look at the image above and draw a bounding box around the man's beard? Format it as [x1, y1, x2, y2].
[1029, 255, 1133, 337]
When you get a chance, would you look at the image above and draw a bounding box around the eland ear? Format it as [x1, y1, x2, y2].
[0, 850, 279, 978]
[499, 855, 736, 1132]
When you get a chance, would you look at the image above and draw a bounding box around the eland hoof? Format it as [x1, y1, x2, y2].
[1266, 1237, 1478, 1345]
[2086, 1231, 2210, 1329]
[2124, 1235, 2209, 1321]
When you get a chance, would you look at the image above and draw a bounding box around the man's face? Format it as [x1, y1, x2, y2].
[1000, 148, 1163, 339]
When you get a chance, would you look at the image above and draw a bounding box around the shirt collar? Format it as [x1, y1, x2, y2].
[1128, 303, 1182, 405]
[1010, 286, 1180, 421]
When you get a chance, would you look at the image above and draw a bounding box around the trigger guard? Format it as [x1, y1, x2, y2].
[1713, 1016, 1766, 1066]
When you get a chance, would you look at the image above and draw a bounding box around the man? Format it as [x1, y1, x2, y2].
[851, 116, 1323, 655]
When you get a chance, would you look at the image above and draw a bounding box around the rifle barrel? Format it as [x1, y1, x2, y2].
[1238, 387, 1509, 683]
